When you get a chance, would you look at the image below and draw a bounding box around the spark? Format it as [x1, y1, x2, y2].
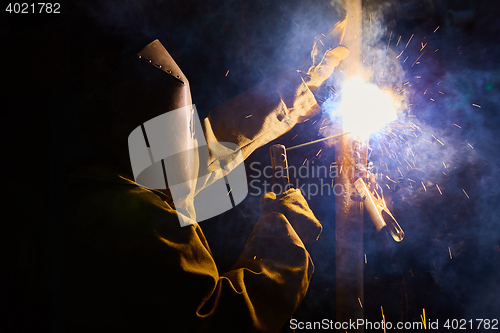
[453, 123, 461, 128]
[462, 189, 469, 199]
[291, 134, 298, 140]
[397, 167, 403, 178]
[280, 18, 287, 23]
[433, 261, 437, 270]
[439, 91, 445, 95]
[358, 298, 363, 308]
[434, 26, 440, 33]
[386, 175, 397, 183]
[316, 149, 322, 156]
[437, 81, 442, 85]
[467, 143, 474, 149]
[302, 158, 307, 166]
[472, 103, 481, 108]
[225, 70, 230, 76]
[293, 22, 299, 27]
[436, 184, 442, 195]
[405, 34, 414, 48]
[410, 268, 414, 277]
[442, 162, 447, 168]
[387, 31, 393, 49]
[448, 247, 453, 259]
[396, 50, 405, 58]
[421, 308, 427, 329]
[404, 159, 412, 168]
[245, 114, 252, 118]
[396, 35, 401, 47]
[412, 51, 426, 67]
[431, 134, 444, 145]
[420, 42, 427, 51]
[421, 182, 427, 192]
[410, 122, 421, 131]
[403, 56, 409, 63]
[364, 254, 367, 263]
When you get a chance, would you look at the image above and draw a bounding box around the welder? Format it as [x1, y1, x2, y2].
[64, 23, 348, 332]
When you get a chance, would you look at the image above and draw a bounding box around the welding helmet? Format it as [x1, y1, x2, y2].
[114, 40, 246, 227]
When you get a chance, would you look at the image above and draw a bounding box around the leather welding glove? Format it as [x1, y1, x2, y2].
[298, 18, 349, 122]
[306, 45, 349, 90]
[259, 188, 322, 244]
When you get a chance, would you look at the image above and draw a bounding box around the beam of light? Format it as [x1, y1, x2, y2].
[333, 77, 398, 141]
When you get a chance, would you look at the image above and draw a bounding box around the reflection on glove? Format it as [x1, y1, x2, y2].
[306, 45, 349, 90]
[297, 18, 349, 123]
[260, 189, 322, 244]
[305, 18, 349, 90]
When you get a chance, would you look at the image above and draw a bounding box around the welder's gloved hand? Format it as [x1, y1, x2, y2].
[297, 18, 349, 123]
[260, 188, 322, 244]
[306, 45, 349, 90]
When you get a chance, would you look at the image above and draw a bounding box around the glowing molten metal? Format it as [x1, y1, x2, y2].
[337, 77, 398, 140]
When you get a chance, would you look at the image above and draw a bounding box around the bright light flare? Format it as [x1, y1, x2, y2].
[336, 77, 398, 140]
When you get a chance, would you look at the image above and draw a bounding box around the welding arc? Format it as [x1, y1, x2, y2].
[286, 132, 351, 151]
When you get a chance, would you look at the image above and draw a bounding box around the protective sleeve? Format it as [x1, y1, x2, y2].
[202, 70, 319, 163]
[64, 176, 313, 333]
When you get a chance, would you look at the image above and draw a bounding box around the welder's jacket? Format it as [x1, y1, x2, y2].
[65, 68, 320, 332]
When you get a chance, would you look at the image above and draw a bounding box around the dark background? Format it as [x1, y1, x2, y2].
[2, 0, 499, 331]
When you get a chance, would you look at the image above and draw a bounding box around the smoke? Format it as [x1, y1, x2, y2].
[309, 0, 500, 323]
